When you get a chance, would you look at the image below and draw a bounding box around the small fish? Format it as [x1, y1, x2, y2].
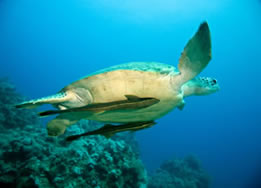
[66, 121, 156, 141]
[39, 95, 160, 117]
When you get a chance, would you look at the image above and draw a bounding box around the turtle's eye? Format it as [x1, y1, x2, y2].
[211, 79, 217, 86]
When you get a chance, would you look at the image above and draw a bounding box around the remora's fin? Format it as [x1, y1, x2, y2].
[103, 133, 114, 139]
[177, 100, 185, 110]
[16, 92, 68, 109]
[125, 95, 141, 101]
[177, 22, 211, 86]
[101, 124, 115, 138]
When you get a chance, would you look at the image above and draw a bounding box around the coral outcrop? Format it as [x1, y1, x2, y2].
[0, 122, 147, 188]
[0, 78, 147, 188]
[0, 77, 38, 129]
[148, 155, 210, 188]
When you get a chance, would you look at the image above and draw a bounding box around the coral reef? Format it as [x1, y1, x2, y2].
[245, 164, 261, 188]
[0, 78, 147, 188]
[148, 155, 210, 188]
[0, 122, 147, 188]
[0, 78, 38, 129]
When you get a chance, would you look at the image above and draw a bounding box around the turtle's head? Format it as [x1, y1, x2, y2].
[182, 77, 220, 97]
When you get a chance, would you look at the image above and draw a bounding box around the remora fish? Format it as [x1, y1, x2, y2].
[39, 95, 160, 117]
[66, 121, 156, 141]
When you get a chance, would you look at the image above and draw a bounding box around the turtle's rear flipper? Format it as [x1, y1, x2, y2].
[177, 22, 211, 86]
[47, 114, 79, 137]
[66, 121, 156, 142]
[15, 92, 69, 109]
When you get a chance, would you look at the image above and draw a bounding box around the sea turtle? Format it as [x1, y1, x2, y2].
[16, 22, 219, 137]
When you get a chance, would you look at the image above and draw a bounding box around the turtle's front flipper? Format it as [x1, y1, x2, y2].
[177, 22, 211, 86]
[39, 96, 160, 117]
[66, 121, 156, 141]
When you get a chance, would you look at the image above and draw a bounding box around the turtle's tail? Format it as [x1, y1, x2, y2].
[15, 92, 67, 109]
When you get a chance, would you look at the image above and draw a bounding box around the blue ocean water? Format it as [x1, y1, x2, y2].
[0, 0, 260, 187]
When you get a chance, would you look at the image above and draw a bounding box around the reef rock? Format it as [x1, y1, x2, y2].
[0, 78, 147, 188]
[0, 78, 38, 129]
[0, 121, 147, 188]
[148, 155, 210, 188]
